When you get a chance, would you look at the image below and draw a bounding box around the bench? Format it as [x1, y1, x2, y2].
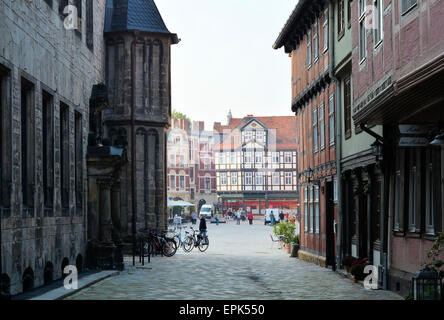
[270, 234, 284, 249]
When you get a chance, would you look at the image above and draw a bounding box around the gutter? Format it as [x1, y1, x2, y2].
[328, 0, 343, 271]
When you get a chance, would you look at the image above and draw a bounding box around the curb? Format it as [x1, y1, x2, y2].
[30, 271, 120, 300]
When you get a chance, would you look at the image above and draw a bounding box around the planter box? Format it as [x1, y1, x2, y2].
[290, 243, 300, 257]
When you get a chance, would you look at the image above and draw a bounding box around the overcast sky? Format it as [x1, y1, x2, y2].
[155, 0, 297, 129]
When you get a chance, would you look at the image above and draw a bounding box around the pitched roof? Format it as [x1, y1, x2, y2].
[213, 115, 297, 151]
[273, 0, 327, 53]
[105, 0, 179, 42]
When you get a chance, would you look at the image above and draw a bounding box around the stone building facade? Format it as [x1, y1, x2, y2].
[0, 0, 177, 296]
[0, 0, 106, 295]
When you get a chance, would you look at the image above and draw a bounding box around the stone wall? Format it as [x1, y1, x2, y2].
[0, 0, 106, 295]
[104, 32, 172, 236]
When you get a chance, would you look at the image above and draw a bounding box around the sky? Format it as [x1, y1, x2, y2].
[155, 0, 298, 129]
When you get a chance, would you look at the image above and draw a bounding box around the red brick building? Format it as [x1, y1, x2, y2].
[274, 1, 338, 268]
[351, 0, 444, 296]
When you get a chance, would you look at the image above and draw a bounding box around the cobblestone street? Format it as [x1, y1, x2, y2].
[67, 219, 402, 300]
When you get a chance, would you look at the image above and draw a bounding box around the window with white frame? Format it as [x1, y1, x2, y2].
[225, 152, 230, 164]
[313, 106, 319, 153]
[307, 30, 312, 67]
[333, 179, 338, 202]
[272, 152, 279, 163]
[244, 131, 252, 142]
[179, 155, 185, 168]
[319, 103, 325, 150]
[219, 152, 225, 164]
[220, 172, 227, 185]
[169, 154, 175, 167]
[309, 186, 314, 233]
[338, 0, 345, 37]
[314, 20, 319, 60]
[329, 94, 335, 145]
[323, 8, 329, 51]
[189, 140, 195, 161]
[304, 187, 308, 232]
[255, 151, 263, 164]
[244, 172, 252, 185]
[170, 175, 176, 189]
[230, 152, 236, 164]
[244, 152, 252, 164]
[359, 0, 367, 61]
[204, 157, 211, 169]
[179, 175, 185, 189]
[374, 0, 383, 45]
[401, 0, 417, 15]
[315, 185, 320, 234]
[255, 172, 264, 186]
[284, 152, 292, 163]
[205, 177, 211, 190]
[272, 172, 280, 185]
[285, 172, 292, 185]
[256, 130, 264, 142]
[231, 173, 238, 186]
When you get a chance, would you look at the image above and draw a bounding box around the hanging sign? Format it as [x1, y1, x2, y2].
[398, 137, 429, 147]
[398, 125, 429, 135]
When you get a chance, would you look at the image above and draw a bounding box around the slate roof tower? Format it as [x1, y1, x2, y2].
[103, 0, 179, 239]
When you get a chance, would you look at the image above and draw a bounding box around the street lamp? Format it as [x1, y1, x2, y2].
[371, 139, 383, 162]
[412, 267, 442, 300]
[305, 168, 314, 182]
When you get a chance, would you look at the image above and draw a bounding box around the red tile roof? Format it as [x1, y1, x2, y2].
[213, 115, 297, 151]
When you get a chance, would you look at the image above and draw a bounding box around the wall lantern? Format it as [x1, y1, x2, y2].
[305, 168, 314, 182]
[371, 139, 383, 161]
[412, 267, 442, 300]
[430, 132, 444, 146]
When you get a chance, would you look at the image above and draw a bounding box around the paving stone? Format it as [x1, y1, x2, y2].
[66, 220, 403, 300]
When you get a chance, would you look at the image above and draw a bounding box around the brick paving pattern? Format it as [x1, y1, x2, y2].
[67, 219, 403, 300]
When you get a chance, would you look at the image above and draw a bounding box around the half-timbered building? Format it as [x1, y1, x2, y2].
[214, 114, 298, 215]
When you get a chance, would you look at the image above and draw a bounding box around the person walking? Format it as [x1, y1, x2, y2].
[247, 212, 254, 225]
[236, 209, 241, 225]
[195, 214, 207, 246]
[270, 211, 275, 226]
[279, 211, 285, 224]
[215, 212, 220, 226]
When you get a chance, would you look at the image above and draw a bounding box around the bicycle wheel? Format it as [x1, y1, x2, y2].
[182, 235, 194, 252]
[142, 240, 153, 257]
[172, 235, 181, 251]
[162, 238, 177, 257]
[198, 236, 209, 252]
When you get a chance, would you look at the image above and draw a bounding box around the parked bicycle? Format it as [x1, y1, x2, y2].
[168, 226, 189, 252]
[182, 226, 209, 253]
[140, 229, 177, 257]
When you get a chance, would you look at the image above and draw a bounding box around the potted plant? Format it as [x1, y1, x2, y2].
[290, 234, 300, 257]
[342, 256, 355, 273]
[274, 222, 296, 254]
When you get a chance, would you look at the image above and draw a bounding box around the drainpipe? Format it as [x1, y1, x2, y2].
[328, 0, 343, 270]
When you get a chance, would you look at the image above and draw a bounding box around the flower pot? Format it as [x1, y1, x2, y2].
[285, 243, 291, 254]
[345, 265, 351, 273]
[290, 243, 300, 257]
